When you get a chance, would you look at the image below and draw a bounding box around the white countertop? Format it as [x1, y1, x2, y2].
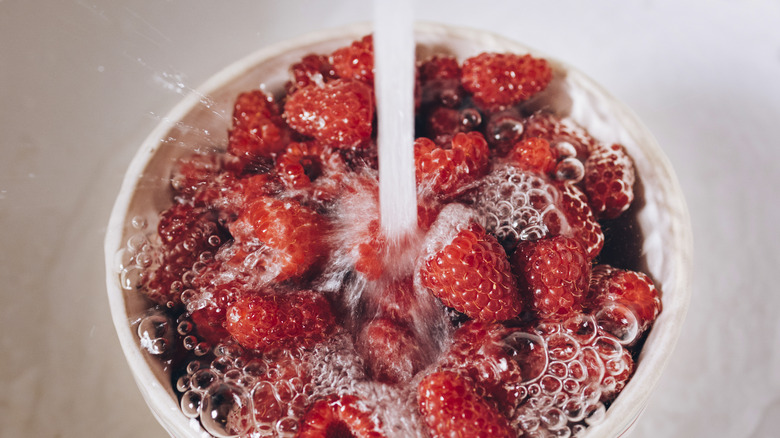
[1, 1, 779, 437]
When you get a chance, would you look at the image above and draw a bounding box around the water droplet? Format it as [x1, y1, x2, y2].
[460, 108, 482, 129]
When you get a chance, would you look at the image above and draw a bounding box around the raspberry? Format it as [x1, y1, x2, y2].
[418, 371, 515, 438]
[418, 55, 464, 107]
[353, 218, 387, 280]
[523, 111, 596, 160]
[284, 79, 374, 149]
[226, 290, 335, 351]
[510, 315, 635, 436]
[555, 181, 604, 260]
[422, 106, 482, 145]
[437, 322, 528, 412]
[469, 164, 564, 249]
[355, 318, 425, 384]
[227, 90, 290, 164]
[287, 53, 337, 92]
[420, 222, 522, 322]
[248, 348, 313, 433]
[143, 204, 225, 305]
[483, 108, 525, 157]
[229, 197, 326, 282]
[583, 143, 636, 219]
[170, 152, 222, 200]
[507, 137, 558, 174]
[330, 35, 374, 85]
[298, 393, 386, 438]
[588, 264, 661, 334]
[511, 235, 591, 320]
[461, 52, 552, 110]
[414, 131, 490, 198]
[275, 141, 347, 191]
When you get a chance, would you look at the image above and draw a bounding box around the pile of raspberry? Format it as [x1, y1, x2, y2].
[128, 35, 662, 438]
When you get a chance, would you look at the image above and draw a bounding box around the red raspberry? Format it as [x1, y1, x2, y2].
[418, 55, 464, 107]
[229, 197, 326, 282]
[415, 131, 490, 198]
[418, 371, 515, 438]
[437, 322, 531, 412]
[227, 90, 290, 164]
[330, 35, 374, 85]
[422, 106, 482, 145]
[275, 140, 347, 191]
[507, 137, 558, 174]
[287, 53, 337, 92]
[555, 182, 604, 260]
[356, 318, 425, 384]
[511, 235, 591, 320]
[523, 111, 596, 160]
[170, 152, 222, 199]
[226, 290, 335, 351]
[420, 222, 522, 322]
[510, 315, 635, 436]
[588, 264, 662, 334]
[143, 204, 224, 305]
[298, 393, 386, 438]
[583, 143, 636, 219]
[461, 52, 552, 110]
[249, 348, 313, 433]
[468, 164, 564, 249]
[354, 218, 387, 280]
[284, 79, 374, 149]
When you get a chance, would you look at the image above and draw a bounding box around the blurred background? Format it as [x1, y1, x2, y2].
[1, 1, 779, 436]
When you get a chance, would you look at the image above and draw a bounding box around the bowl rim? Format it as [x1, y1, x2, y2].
[104, 21, 693, 438]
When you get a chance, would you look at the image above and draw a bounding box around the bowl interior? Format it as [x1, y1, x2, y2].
[105, 22, 692, 438]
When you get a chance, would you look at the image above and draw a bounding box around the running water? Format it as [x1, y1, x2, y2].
[374, 0, 418, 241]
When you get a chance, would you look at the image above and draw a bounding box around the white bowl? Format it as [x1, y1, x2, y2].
[105, 22, 692, 438]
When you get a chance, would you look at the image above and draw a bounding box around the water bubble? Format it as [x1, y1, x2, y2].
[127, 234, 150, 253]
[555, 158, 584, 183]
[208, 235, 222, 247]
[120, 267, 144, 290]
[183, 336, 198, 350]
[584, 402, 606, 426]
[552, 141, 577, 158]
[540, 376, 562, 395]
[460, 108, 482, 129]
[194, 341, 210, 356]
[593, 336, 623, 360]
[595, 303, 640, 345]
[201, 383, 253, 437]
[181, 390, 202, 418]
[176, 375, 191, 392]
[130, 216, 146, 230]
[186, 360, 201, 375]
[546, 333, 580, 362]
[212, 356, 233, 375]
[541, 407, 567, 430]
[191, 369, 218, 391]
[562, 314, 598, 346]
[503, 331, 548, 383]
[177, 320, 193, 335]
[137, 313, 173, 355]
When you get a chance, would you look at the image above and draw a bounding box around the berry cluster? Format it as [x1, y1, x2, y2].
[123, 35, 661, 438]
